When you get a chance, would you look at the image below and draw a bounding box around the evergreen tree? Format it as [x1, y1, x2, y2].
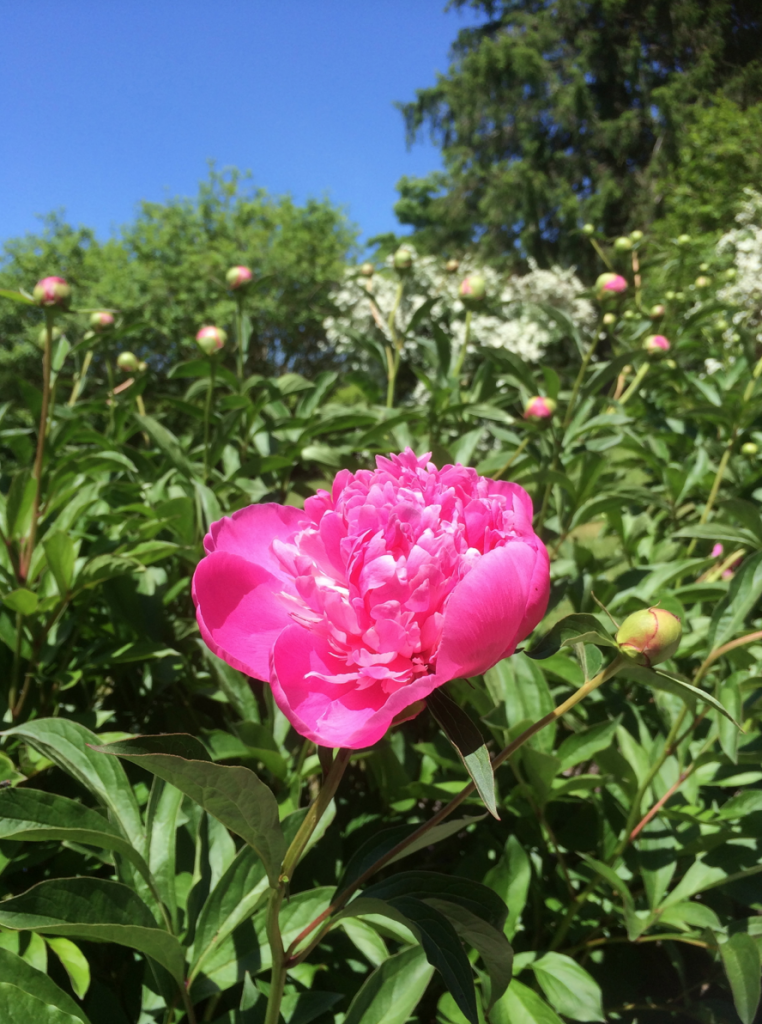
[396, 0, 762, 269]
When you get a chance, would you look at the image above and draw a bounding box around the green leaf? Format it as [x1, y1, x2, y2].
[526, 614, 618, 660]
[484, 834, 531, 941]
[346, 895, 478, 1024]
[43, 532, 76, 594]
[707, 551, 762, 652]
[531, 952, 605, 1022]
[718, 674, 743, 763]
[720, 932, 761, 1024]
[0, 287, 36, 305]
[557, 718, 620, 771]
[427, 688, 498, 818]
[0, 983, 84, 1024]
[620, 665, 743, 728]
[134, 413, 194, 479]
[492, 978, 564, 1024]
[0, 948, 91, 1023]
[485, 654, 557, 753]
[45, 938, 90, 999]
[2, 588, 39, 615]
[0, 787, 151, 877]
[5, 472, 35, 540]
[94, 735, 285, 885]
[0, 878, 185, 984]
[359, 871, 508, 933]
[343, 945, 434, 1024]
[2, 719, 143, 846]
[336, 816, 485, 898]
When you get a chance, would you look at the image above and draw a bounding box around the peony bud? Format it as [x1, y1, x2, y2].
[393, 247, 413, 272]
[630, 230, 644, 243]
[116, 351, 140, 373]
[359, 262, 375, 278]
[582, 224, 595, 236]
[616, 607, 682, 667]
[138, 361, 148, 372]
[614, 236, 633, 252]
[677, 234, 691, 246]
[699, 262, 710, 273]
[665, 290, 676, 301]
[711, 543, 724, 558]
[602, 312, 617, 326]
[649, 304, 665, 320]
[90, 311, 115, 332]
[33, 276, 71, 310]
[445, 258, 460, 274]
[196, 325, 227, 355]
[644, 334, 670, 355]
[724, 268, 737, 281]
[595, 273, 627, 301]
[226, 266, 253, 290]
[716, 318, 729, 332]
[459, 273, 486, 301]
[675, 292, 686, 302]
[695, 276, 711, 289]
[623, 310, 636, 320]
[523, 396, 557, 421]
[741, 442, 758, 457]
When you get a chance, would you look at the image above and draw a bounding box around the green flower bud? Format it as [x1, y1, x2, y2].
[675, 292, 686, 302]
[724, 268, 737, 281]
[649, 304, 665, 320]
[677, 234, 691, 246]
[695, 276, 711, 289]
[614, 236, 633, 252]
[459, 273, 486, 301]
[116, 351, 140, 373]
[445, 258, 460, 274]
[582, 223, 595, 236]
[393, 247, 413, 272]
[602, 312, 617, 326]
[629, 230, 644, 242]
[665, 290, 676, 301]
[716, 318, 729, 332]
[616, 607, 682, 667]
[741, 442, 758, 457]
[623, 310, 636, 320]
[359, 262, 375, 278]
[699, 262, 710, 273]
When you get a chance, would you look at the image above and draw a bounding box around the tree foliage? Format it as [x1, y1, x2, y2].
[395, 0, 762, 269]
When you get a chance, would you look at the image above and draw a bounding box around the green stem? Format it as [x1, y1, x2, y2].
[286, 656, 625, 963]
[496, 436, 530, 479]
[264, 887, 286, 1024]
[686, 434, 736, 556]
[68, 349, 93, 407]
[618, 361, 650, 406]
[385, 281, 404, 408]
[452, 309, 472, 379]
[21, 311, 54, 582]
[203, 357, 216, 483]
[562, 329, 601, 430]
[590, 238, 614, 271]
[236, 295, 245, 384]
[8, 611, 23, 714]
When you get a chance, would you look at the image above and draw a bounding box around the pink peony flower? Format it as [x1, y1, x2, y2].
[196, 325, 227, 355]
[193, 450, 550, 749]
[644, 334, 670, 353]
[711, 543, 724, 558]
[523, 396, 556, 421]
[595, 273, 627, 300]
[226, 265, 253, 290]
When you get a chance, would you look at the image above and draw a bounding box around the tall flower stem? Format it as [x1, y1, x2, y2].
[496, 435, 530, 479]
[452, 309, 472, 380]
[20, 311, 54, 582]
[203, 356, 216, 483]
[385, 281, 404, 408]
[618, 361, 650, 406]
[263, 748, 352, 1024]
[286, 656, 625, 965]
[235, 295, 245, 384]
[563, 329, 602, 431]
[686, 431, 736, 557]
[68, 350, 93, 407]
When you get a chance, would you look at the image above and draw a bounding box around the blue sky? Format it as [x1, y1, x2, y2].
[0, 1, 482, 249]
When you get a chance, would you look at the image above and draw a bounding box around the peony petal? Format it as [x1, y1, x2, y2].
[435, 542, 549, 683]
[203, 503, 308, 579]
[193, 551, 294, 682]
[271, 625, 442, 749]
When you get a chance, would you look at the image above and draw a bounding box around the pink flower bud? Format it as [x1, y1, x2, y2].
[116, 351, 140, 373]
[226, 266, 253, 290]
[595, 273, 627, 301]
[196, 325, 227, 355]
[33, 276, 71, 309]
[711, 543, 724, 558]
[90, 311, 115, 332]
[459, 274, 486, 301]
[644, 334, 670, 355]
[524, 396, 557, 421]
[616, 607, 682, 667]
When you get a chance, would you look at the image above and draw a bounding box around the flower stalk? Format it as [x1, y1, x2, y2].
[20, 310, 54, 582]
[385, 281, 404, 408]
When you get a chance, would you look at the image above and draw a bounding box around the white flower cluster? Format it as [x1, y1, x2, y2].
[717, 189, 762, 339]
[323, 247, 595, 366]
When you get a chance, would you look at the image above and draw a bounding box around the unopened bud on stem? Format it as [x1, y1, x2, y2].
[523, 396, 556, 422]
[33, 276, 71, 310]
[226, 266, 253, 290]
[616, 607, 682, 667]
[459, 273, 486, 301]
[196, 325, 227, 355]
[90, 311, 115, 332]
[393, 247, 413, 273]
[116, 351, 140, 373]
